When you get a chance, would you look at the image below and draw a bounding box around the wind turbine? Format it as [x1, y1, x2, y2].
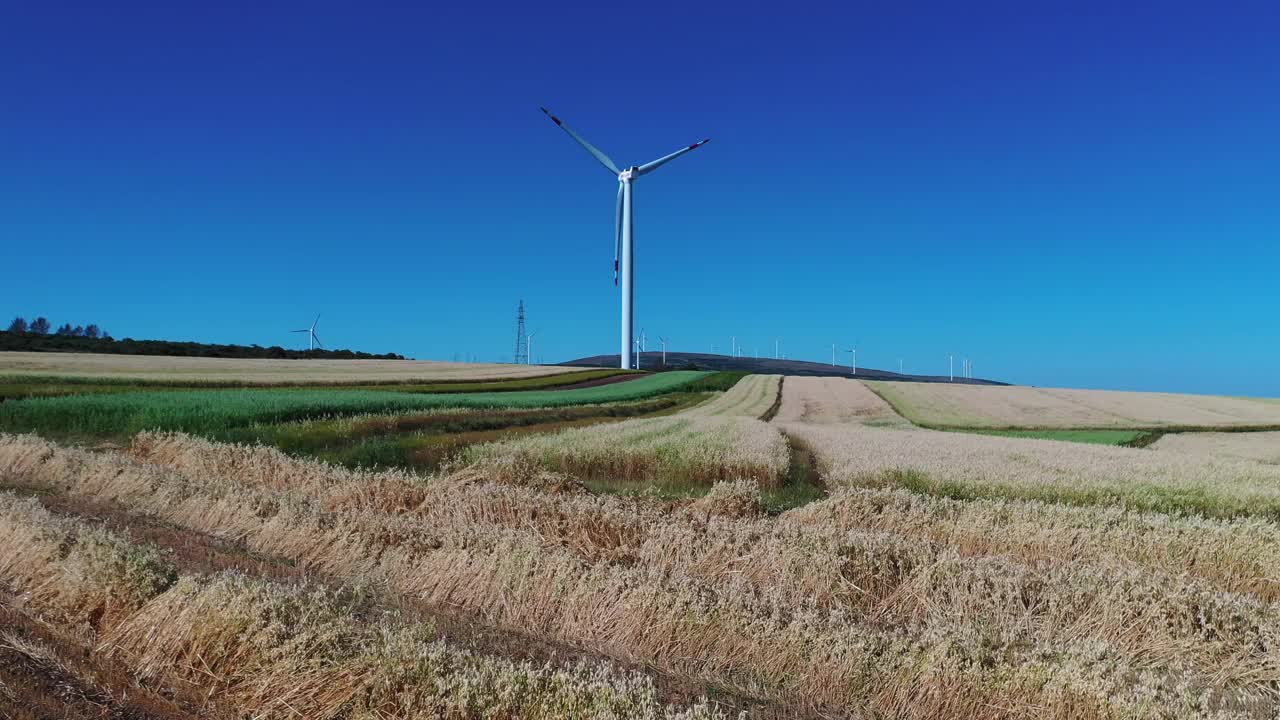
[845, 347, 857, 375]
[527, 330, 538, 365]
[949, 354, 955, 382]
[775, 338, 780, 360]
[831, 344, 836, 367]
[291, 314, 322, 351]
[541, 107, 711, 370]
[659, 336, 668, 366]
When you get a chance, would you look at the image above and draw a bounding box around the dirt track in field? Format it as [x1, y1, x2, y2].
[0, 592, 228, 720]
[3, 483, 806, 720]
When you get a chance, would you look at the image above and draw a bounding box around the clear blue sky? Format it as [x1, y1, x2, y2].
[3, 2, 1277, 394]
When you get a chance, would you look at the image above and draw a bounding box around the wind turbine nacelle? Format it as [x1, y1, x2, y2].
[618, 168, 636, 182]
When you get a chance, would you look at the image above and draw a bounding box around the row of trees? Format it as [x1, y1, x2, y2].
[3, 315, 405, 360]
[9, 317, 111, 340]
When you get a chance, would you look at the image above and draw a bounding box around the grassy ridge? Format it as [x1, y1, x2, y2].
[0, 371, 708, 438]
[950, 428, 1144, 446]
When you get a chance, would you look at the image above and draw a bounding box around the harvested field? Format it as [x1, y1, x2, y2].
[1154, 430, 1280, 464]
[771, 376, 911, 426]
[0, 351, 594, 384]
[5, 432, 1280, 717]
[867, 380, 1280, 428]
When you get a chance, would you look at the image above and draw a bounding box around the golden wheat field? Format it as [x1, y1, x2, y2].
[0, 351, 594, 383]
[866, 380, 1280, 428]
[1153, 430, 1280, 464]
[5, 369, 1280, 719]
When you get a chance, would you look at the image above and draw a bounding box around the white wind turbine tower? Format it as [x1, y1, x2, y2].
[774, 339, 780, 360]
[831, 343, 836, 367]
[526, 330, 538, 365]
[659, 336, 668, 366]
[949, 353, 955, 382]
[731, 336, 737, 358]
[845, 347, 857, 374]
[541, 107, 710, 370]
[291, 314, 322, 351]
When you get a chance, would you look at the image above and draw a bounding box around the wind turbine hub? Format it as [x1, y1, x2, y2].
[617, 168, 636, 182]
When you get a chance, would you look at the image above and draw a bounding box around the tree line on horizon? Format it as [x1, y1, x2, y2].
[4, 316, 406, 361]
[9, 316, 110, 340]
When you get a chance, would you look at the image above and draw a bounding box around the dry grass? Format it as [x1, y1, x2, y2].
[867, 381, 1280, 428]
[106, 574, 726, 719]
[0, 492, 176, 628]
[7, 432, 1280, 717]
[781, 421, 1280, 519]
[1154, 431, 1280, 464]
[0, 490, 727, 719]
[0, 351, 591, 383]
[771, 376, 911, 427]
[463, 376, 788, 486]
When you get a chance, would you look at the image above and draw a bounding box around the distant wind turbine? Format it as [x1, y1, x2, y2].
[527, 330, 538, 365]
[659, 336, 668, 366]
[541, 107, 710, 370]
[949, 353, 955, 382]
[291, 314, 322, 351]
[845, 347, 857, 375]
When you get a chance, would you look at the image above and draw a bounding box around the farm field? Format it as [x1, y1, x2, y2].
[0, 371, 709, 438]
[1154, 430, 1280, 464]
[466, 374, 792, 492]
[0, 350, 596, 383]
[867, 379, 1280, 429]
[954, 427, 1146, 445]
[7, 363, 1280, 718]
[771, 375, 912, 427]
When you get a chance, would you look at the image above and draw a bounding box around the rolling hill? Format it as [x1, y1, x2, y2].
[561, 352, 1006, 384]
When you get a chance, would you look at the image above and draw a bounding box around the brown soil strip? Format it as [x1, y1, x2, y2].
[548, 373, 649, 391]
[0, 592, 228, 720]
[4, 485, 817, 720]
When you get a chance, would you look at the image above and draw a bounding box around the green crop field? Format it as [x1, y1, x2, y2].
[0, 371, 708, 438]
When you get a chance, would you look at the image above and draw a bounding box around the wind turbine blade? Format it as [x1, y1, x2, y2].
[312, 333, 323, 349]
[291, 329, 308, 333]
[312, 313, 321, 330]
[614, 182, 623, 286]
[541, 107, 620, 175]
[635, 139, 710, 177]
